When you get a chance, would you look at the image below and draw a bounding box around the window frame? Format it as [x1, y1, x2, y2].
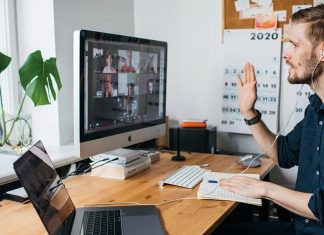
[0, 0, 20, 115]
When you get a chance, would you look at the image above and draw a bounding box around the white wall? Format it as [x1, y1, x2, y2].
[16, 0, 60, 147]
[134, 0, 300, 186]
[16, 0, 135, 147]
[54, 0, 135, 145]
[15, 0, 299, 185]
[134, 0, 259, 151]
[134, 0, 224, 128]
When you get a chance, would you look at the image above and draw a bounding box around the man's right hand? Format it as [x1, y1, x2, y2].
[237, 63, 258, 119]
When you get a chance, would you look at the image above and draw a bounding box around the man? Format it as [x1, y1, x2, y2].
[103, 74, 113, 97]
[120, 50, 136, 73]
[218, 4, 324, 234]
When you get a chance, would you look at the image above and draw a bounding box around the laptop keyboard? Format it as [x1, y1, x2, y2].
[83, 210, 122, 235]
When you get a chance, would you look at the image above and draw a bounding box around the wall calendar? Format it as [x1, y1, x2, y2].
[219, 29, 282, 134]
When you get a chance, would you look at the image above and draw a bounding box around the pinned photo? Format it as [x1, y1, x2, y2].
[255, 13, 277, 29]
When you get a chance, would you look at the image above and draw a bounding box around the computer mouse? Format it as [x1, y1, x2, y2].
[236, 155, 262, 167]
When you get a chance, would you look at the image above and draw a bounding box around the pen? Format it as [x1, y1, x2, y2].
[208, 180, 218, 184]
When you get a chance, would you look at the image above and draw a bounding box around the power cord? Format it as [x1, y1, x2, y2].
[236, 53, 324, 174]
[238, 80, 310, 174]
[61, 157, 118, 180]
[84, 197, 199, 208]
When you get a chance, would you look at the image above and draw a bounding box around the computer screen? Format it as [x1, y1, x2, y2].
[74, 30, 167, 158]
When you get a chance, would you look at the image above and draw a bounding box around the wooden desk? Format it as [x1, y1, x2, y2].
[0, 152, 275, 235]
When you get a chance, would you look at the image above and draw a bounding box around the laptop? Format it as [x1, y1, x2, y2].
[13, 140, 165, 235]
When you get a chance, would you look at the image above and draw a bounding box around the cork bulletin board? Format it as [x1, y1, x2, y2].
[222, 0, 314, 30]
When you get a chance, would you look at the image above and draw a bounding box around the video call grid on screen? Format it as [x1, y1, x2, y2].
[83, 39, 166, 134]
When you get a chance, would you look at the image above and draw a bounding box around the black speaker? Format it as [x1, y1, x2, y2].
[169, 126, 217, 153]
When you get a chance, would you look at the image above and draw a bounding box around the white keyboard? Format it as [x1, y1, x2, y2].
[159, 165, 208, 189]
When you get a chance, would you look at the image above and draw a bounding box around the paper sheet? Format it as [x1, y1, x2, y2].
[256, 0, 273, 7]
[274, 10, 287, 22]
[220, 29, 281, 134]
[234, 0, 250, 12]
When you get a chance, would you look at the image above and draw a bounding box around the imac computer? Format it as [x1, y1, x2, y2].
[73, 30, 167, 159]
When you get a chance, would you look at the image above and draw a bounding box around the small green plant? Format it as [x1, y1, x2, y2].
[0, 50, 62, 150]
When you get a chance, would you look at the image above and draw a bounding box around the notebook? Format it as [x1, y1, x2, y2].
[13, 140, 165, 235]
[197, 171, 262, 206]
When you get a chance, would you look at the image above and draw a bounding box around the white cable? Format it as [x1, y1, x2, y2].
[311, 54, 324, 91]
[239, 133, 280, 175]
[238, 54, 324, 174]
[84, 197, 199, 208]
[83, 57, 324, 207]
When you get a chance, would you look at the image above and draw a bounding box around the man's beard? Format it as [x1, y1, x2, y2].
[288, 54, 323, 85]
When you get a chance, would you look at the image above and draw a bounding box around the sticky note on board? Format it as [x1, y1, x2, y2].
[234, 0, 250, 12]
[240, 4, 273, 19]
[274, 10, 287, 22]
[257, 0, 273, 7]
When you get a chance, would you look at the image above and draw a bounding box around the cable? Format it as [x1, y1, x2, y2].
[83, 157, 119, 173]
[238, 54, 324, 174]
[237, 86, 302, 175]
[84, 197, 199, 208]
[61, 157, 119, 180]
[311, 54, 324, 91]
[238, 133, 280, 175]
[65, 55, 324, 210]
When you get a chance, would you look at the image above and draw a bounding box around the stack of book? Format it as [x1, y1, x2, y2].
[181, 119, 207, 128]
[91, 150, 151, 179]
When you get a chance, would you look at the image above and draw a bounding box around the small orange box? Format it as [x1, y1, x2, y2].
[181, 122, 207, 128]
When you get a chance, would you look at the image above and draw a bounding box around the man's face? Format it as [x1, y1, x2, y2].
[283, 23, 322, 85]
[104, 75, 112, 91]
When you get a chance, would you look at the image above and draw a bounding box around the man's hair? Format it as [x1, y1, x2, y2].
[292, 4, 324, 43]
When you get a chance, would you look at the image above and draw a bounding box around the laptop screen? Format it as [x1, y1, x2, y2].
[13, 141, 75, 235]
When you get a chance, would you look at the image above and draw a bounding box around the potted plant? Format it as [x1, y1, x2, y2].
[0, 50, 62, 153]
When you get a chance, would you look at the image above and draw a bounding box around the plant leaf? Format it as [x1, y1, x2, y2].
[0, 52, 11, 74]
[19, 50, 62, 106]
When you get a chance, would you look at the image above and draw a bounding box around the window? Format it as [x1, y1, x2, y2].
[0, 0, 19, 115]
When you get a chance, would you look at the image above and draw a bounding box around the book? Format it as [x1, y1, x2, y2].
[181, 118, 207, 128]
[197, 171, 262, 206]
[91, 156, 151, 179]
